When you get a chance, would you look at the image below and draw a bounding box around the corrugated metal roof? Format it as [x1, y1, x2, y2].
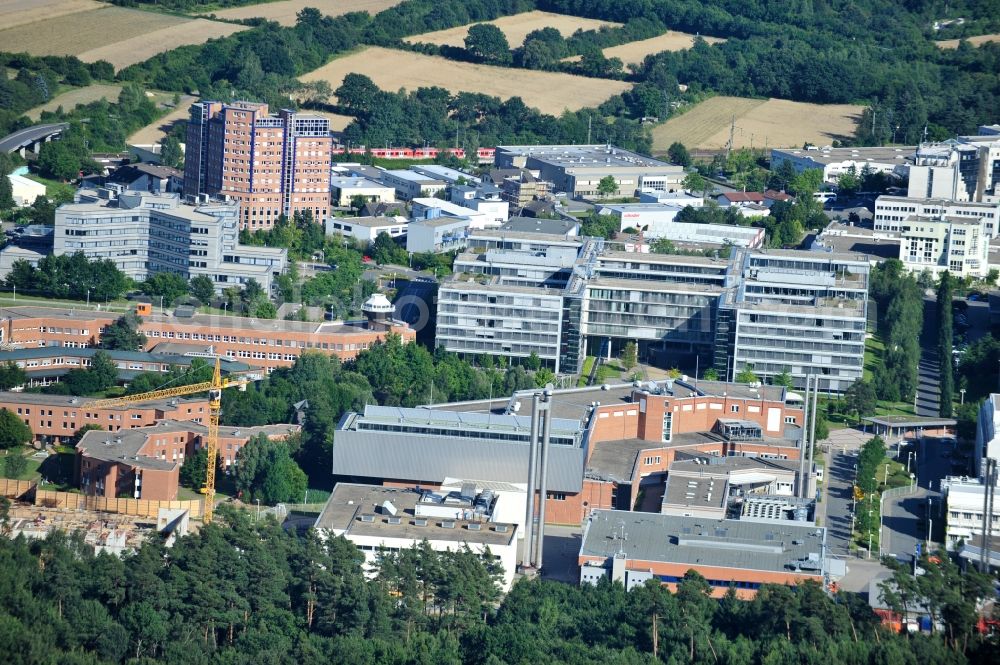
[331, 430, 584, 493]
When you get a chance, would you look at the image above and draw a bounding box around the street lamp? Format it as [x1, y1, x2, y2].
[884, 463, 890, 487]
[159, 295, 164, 314]
[86, 288, 90, 309]
[926, 497, 933, 551]
[960, 388, 966, 405]
[868, 506, 874, 559]
[256, 498, 261, 521]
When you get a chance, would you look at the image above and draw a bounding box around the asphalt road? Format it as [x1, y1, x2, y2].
[881, 437, 952, 560]
[915, 297, 941, 417]
[826, 449, 861, 556]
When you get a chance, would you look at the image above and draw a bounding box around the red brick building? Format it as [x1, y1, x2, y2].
[0, 391, 210, 444]
[76, 421, 299, 501]
[332, 379, 806, 526]
[579, 510, 826, 598]
[0, 304, 415, 373]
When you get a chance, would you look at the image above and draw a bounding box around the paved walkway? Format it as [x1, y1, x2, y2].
[826, 427, 871, 451]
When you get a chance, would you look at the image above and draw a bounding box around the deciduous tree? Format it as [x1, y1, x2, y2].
[0, 408, 32, 449]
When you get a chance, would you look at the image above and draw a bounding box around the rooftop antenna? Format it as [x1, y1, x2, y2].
[616, 520, 628, 556]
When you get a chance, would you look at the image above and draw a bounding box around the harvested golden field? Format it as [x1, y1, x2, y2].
[26, 84, 122, 120]
[0, 6, 244, 69]
[404, 10, 620, 48]
[76, 19, 247, 69]
[310, 112, 356, 132]
[597, 32, 724, 64]
[211, 0, 403, 26]
[128, 95, 196, 145]
[937, 33, 1000, 48]
[0, 0, 102, 30]
[0, 6, 185, 57]
[651, 96, 863, 151]
[301, 46, 631, 115]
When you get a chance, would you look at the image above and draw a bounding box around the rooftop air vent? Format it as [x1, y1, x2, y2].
[413, 518, 427, 526]
[359, 514, 376, 523]
[387, 516, 402, 525]
[467, 523, 481, 531]
[441, 520, 455, 529]
[494, 525, 509, 533]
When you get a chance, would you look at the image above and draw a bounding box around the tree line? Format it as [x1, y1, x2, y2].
[0, 503, 992, 664]
[0, 53, 114, 138]
[869, 260, 924, 403]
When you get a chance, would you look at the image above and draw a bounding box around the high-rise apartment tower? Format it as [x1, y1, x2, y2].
[183, 101, 332, 229]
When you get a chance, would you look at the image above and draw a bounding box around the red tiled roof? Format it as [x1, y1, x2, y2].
[764, 189, 793, 201]
[721, 192, 765, 203]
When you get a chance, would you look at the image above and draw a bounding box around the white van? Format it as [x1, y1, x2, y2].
[813, 191, 837, 204]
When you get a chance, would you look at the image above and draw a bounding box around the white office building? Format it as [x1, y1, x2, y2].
[942, 475, 1000, 552]
[380, 170, 446, 200]
[898, 215, 990, 278]
[330, 177, 395, 207]
[770, 146, 915, 183]
[314, 483, 519, 591]
[598, 203, 765, 248]
[325, 215, 408, 243]
[722, 249, 870, 391]
[54, 188, 287, 293]
[406, 216, 472, 253]
[411, 197, 491, 229]
[908, 134, 1000, 203]
[450, 184, 509, 226]
[874, 195, 1000, 236]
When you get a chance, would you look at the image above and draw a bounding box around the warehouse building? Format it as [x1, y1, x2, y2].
[770, 146, 915, 183]
[494, 145, 684, 198]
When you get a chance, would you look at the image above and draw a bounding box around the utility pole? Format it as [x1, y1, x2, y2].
[587, 116, 592, 144]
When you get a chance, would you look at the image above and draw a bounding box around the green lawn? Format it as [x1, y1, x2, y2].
[1, 450, 42, 481]
[863, 333, 919, 416]
[863, 334, 883, 382]
[0, 292, 135, 312]
[23, 173, 75, 203]
[596, 362, 624, 384]
[578, 356, 596, 386]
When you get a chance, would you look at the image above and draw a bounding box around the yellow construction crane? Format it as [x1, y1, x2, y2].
[89, 358, 249, 523]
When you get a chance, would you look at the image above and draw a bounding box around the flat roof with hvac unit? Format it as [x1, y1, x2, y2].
[579, 510, 827, 580]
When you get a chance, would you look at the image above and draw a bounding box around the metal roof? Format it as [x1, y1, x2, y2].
[331, 428, 585, 493]
[863, 416, 957, 427]
[580, 510, 826, 575]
